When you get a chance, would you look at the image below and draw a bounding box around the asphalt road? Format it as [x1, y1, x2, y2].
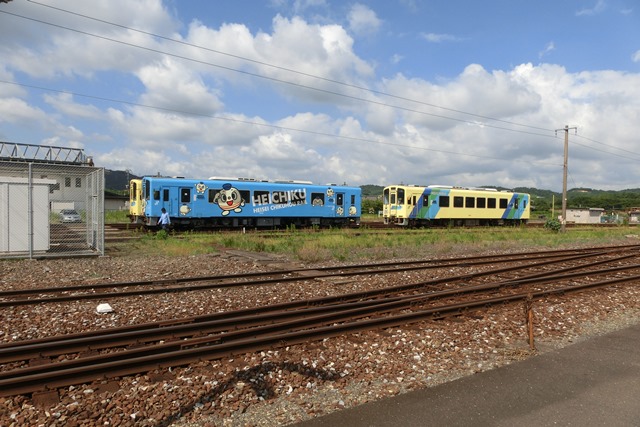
[293, 323, 640, 427]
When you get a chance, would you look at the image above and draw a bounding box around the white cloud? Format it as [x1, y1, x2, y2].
[632, 50, 640, 63]
[576, 0, 607, 16]
[538, 41, 555, 59]
[421, 32, 460, 43]
[347, 4, 382, 36]
[136, 58, 224, 116]
[44, 93, 103, 120]
[0, 0, 177, 79]
[390, 54, 403, 65]
[184, 15, 374, 101]
[292, 0, 328, 14]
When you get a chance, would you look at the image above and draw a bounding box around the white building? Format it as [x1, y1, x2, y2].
[564, 208, 604, 224]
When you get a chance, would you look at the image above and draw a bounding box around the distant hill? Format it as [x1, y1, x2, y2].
[361, 184, 384, 198]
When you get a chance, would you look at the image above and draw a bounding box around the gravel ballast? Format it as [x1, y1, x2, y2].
[1, 250, 639, 427]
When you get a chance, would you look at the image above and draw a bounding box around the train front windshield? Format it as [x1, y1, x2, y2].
[384, 187, 407, 206]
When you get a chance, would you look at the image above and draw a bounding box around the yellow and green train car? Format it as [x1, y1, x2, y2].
[383, 185, 530, 226]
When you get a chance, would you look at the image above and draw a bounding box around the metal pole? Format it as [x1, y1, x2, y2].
[28, 163, 33, 259]
[561, 125, 568, 232]
[555, 125, 577, 233]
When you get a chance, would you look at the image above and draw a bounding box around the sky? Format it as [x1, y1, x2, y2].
[1, 0, 639, 192]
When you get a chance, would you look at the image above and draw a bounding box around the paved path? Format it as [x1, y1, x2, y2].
[293, 323, 640, 426]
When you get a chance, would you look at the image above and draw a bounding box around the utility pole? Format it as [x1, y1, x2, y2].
[556, 125, 577, 232]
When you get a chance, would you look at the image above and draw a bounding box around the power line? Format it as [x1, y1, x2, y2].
[24, 0, 554, 134]
[0, 78, 563, 168]
[14, 3, 639, 162]
[573, 133, 640, 157]
[1, 5, 637, 165]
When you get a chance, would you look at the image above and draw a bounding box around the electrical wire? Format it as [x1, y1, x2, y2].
[0, 78, 563, 167]
[0, 7, 555, 138]
[0, 4, 636, 165]
[24, 0, 555, 133]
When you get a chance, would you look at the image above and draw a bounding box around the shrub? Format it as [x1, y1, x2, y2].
[544, 219, 562, 232]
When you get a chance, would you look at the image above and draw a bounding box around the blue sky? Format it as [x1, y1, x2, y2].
[1, 0, 639, 191]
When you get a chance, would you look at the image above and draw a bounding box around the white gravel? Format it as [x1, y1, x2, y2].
[0, 249, 639, 427]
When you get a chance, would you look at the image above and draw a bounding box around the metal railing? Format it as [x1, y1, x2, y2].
[0, 141, 88, 165]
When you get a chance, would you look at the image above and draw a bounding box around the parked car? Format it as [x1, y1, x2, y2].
[60, 209, 82, 223]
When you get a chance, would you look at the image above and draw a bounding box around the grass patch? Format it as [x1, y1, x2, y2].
[114, 225, 640, 262]
[105, 210, 130, 223]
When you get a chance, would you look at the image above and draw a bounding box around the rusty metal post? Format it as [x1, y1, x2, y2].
[526, 296, 535, 350]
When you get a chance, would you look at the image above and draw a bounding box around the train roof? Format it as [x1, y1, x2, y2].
[385, 184, 527, 194]
[141, 176, 360, 189]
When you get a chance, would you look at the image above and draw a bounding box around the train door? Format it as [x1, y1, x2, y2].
[383, 187, 395, 223]
[161, 188, 171, 213]
[336, 192, 344, 216]
[143, 179, 151, 216]
[129, 179, 144, 218]
[180, 186, 192, 216]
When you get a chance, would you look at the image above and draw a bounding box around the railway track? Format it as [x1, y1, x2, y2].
[104, 220, 620, 239]
[1, 244, 639, 397]
[3, 244, 640, 307]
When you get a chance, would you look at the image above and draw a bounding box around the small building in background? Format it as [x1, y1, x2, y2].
[564, 207, 604, 224]
[628, 208, 640, 224]
[104, 190, 129, 211]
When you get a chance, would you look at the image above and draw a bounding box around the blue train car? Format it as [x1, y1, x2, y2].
[130, 176, 361, 228]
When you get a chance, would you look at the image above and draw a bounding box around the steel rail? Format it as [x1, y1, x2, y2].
[0, 269, 638, 397]
[1, 252, 638, 365]
[0, 248, 626, 307]
[3, 244, 637, 299]
[0, 250, 617, 360]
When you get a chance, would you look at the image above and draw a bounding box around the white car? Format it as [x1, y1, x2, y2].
[60, 209, 82, 223]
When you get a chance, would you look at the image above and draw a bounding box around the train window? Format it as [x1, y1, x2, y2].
[239, 190, 250, 203]
[523, 199, 527, 209]
[412, 196, 417, 205]
[454, 196, 464, 208]
[153, 190, 160, 201]
[397, 188, 405, 204]
[514, 198, 519, 209]
[488, 198, 496, 209]
[390, 194, 396, 204]
[337, 193, 344, 206]
[312, 192, 325, 206]
[500, 198, 508, 209]
[181, 188, 191, 203]
[383, 188, 389, 204]
[144, 180, 150, 200]
[163, 189, 169, 201]
[477, 198, 486, 208]
[439, 195, 450, 207]
[208, 189, 218, 203]
[465, 197, 475, 208]
[351, 195, 355, 205]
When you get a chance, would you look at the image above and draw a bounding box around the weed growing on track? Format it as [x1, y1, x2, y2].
[121, 225, 640, 262]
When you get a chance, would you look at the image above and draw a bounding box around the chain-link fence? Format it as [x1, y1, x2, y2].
[0, 160, 104, 258]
